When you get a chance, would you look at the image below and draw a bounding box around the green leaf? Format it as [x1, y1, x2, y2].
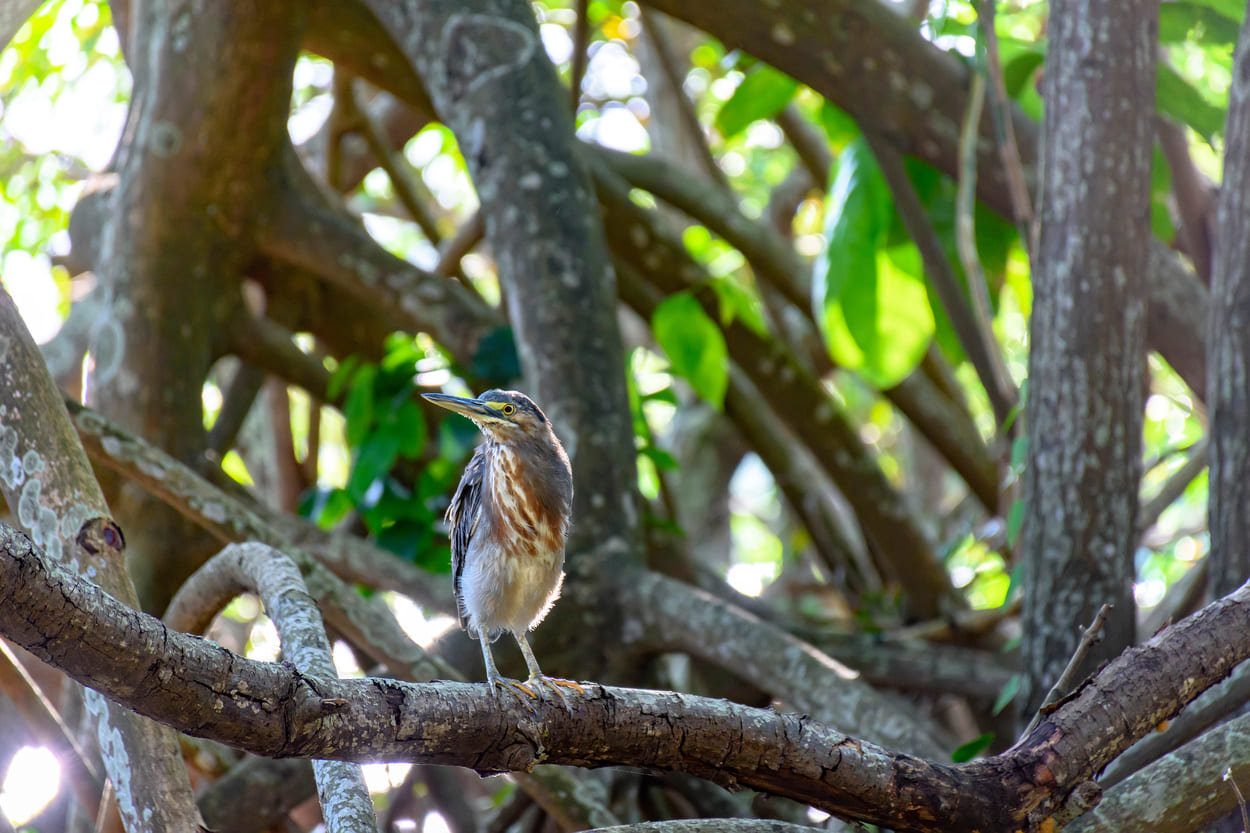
[327, 355, 360, 402]
[390, 399, 427, 459]
[652, 291, 729, 408]
[1000, 48, 1044, 99]
[813, 142, 935, 387]
[714, 65, 799, 140]
[951, 732, 996, 763]
[299, 487, 354, 529]
[1159, 2, 1242, 46]
[639, 444, 679, 472]
[841, 246, 934, 388]
[1006, 499, 1025, 548]
[347, 432, 401, 501]
[1157, 63, 1225, 144]
[993, 675, 1021, 716]
[343, 365, 376, 448]
[815, 138, 891, 299]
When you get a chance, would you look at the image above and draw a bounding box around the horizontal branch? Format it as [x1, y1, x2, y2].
[3, 520, 1250, 832]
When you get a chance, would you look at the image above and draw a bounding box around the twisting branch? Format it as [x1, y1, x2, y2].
[1157, 117, 1214, 284]
[638, 8, 729, 190]
[4, 520, 1250, 832]
[257, 148, 500, 363]
[167, 543, 377, 832]
[64, 397, 455, 642]
[0, 291, 204, 828]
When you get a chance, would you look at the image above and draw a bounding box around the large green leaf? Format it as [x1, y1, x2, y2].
[652, 291, 729, 408]
[814, 140, 933, 388]
[1159, 2, 1241, 46]
[1157, 63, 1226, 144]
[714, 65, 799, 140]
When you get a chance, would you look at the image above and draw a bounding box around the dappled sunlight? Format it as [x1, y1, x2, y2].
[0, 746, 60, 824]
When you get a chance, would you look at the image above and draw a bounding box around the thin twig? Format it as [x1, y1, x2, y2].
[955, 71, 1019, 432]
[976, 0, 1034, 246]
[638, 7, 729, 190]
[569, 0, 590, 113]
[349, 82, 445, 246]
[1025, 603, 1114, 735]
[1226, 767, 1250, 833]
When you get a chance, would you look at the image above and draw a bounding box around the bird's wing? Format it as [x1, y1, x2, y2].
[447, 448, 486, 628]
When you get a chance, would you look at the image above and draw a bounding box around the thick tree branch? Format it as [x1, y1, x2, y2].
[3, 521, 1250, 832]
[1019, 0, 1154, 714]
[257, 150, 500, 364]
[1207, 11, 1250, 597]
[0, 290, 204, 827]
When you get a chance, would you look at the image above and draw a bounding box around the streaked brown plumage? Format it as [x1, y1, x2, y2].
[422, 389, 580, 707]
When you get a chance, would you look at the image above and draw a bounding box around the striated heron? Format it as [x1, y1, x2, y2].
[422, 389, 583, 707]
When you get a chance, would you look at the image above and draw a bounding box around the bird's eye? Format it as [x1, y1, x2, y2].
[502, 404, 516, 415]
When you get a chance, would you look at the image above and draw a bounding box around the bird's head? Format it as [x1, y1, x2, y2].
[421, 389, 552, 443]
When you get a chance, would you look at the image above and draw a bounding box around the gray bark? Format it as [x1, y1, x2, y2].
[1019, 0, 1158, 716]
[1208, 13, 1250, 596]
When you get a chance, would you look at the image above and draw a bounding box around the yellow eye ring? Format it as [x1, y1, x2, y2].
[501, 404, 516, 415]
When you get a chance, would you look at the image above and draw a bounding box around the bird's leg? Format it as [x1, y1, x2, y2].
[514, 631, 584, 711]
[478, 631, 539, 712]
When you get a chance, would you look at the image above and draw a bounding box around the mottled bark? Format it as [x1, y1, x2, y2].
[4, 521, 1250, 832]
[361, 0, 643, 683]
[86, 1, 306, 613]
[1207, 15, 1250, 596]
[0, 293, 204, 828]
[1020, 0, 1157, 715]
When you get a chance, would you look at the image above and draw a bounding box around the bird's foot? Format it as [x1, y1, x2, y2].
[521, 675, 585, 713]
[486, 675, 543, 714]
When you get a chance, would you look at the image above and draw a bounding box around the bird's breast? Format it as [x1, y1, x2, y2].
[486, 446, 569, 559]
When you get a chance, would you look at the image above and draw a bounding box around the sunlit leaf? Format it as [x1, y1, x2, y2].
[652, 291, 729, 408]
[1157, 63, 1225, 144]
[1159, 2, 1241, 45]
[714, 65, 798, 140]
[343, 365, 376, 448]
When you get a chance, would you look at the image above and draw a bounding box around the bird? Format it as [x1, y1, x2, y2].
[421, 388, 582, 708]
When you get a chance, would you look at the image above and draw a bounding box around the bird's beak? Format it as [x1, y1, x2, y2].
[422, 392, 498, 422]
